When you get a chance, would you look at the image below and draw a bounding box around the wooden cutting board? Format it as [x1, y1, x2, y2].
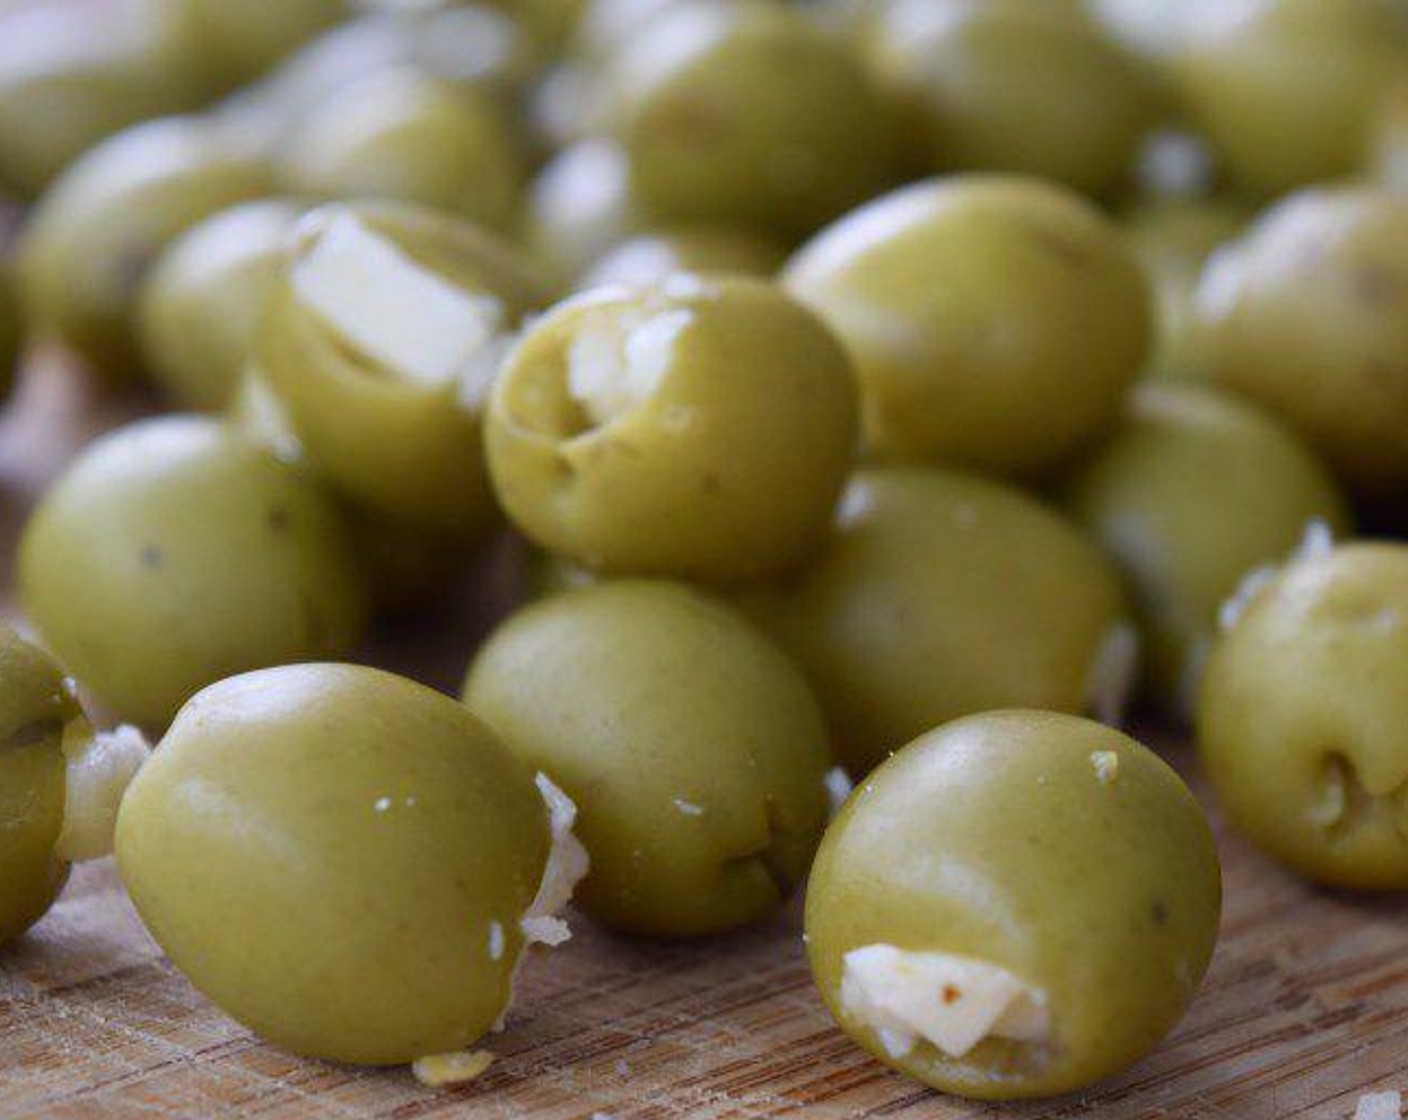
[1, 360, 1405, 1120]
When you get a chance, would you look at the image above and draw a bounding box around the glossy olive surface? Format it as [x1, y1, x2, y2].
[807, 711, 1221, 1100]
[0, 624, 79, 945]
[1064, 383, 1351, 718]
[1198, 186, 1408, 491]
[19, 415, 368, 730]
[139, 199, 302, 411]
[785, 176, 1151, 477]
[1172, 0, 1408, 196]
[116, 664, 553, 1064]
[1199, 542, 1408, 889]
[16, 116, 270, 380]
[464, 581, 832, 936]
[737, 466, 1131, 776]
[276, 70, 526, 234]
[603, 2, 905, 236]
[258, 201, 549, 543]
[868, 0, 1156, 195]
[0, 0, 209, 199]
[580, 226, 787, 288]
[486, 275, 859, 584]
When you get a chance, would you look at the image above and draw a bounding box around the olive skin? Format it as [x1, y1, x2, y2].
[19, 416, 369, 730]
[1199, 543, 1408, 890]
[806, 711, 1221, 1100]
[1063, 384, 1351, 719]
[1171, 0, 1408, 197]
[868, 0, 1157, 196]
[580, 226, 787, 288]
[464, 581, 832, 937]
[258, 201, 549, 545]
[16, 116, 270, 381]
[1198, 187, 1408, 492]
[737, 466, 1131, 776]
[603, 2, 905, 236]
[0, 0, 208, 199]
[276, 70, 526, 235]
[139, 199, 302, 411]
[167, 0, 344, 91]
[785, 176, 1151, 478]
[1121, 198, 1246, 382]
[116, 664, 554, 1065]
[486, 275, 859, 584]
[0, 625, 80, 945]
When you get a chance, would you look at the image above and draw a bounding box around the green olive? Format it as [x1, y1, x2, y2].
[464, 580, 831, 937]
[867, 0, 1157, 196]
[116, 662, 586, 1065]
[579, 226, 787, 288]
[166, 0, 344, 91]
[0, 266, 18, 404]
[1121, 197, 1246, 382]
[0, 0, 209, 199]
[0, 622, 149, 945]
[1199, 541, 1408, 890]
[806, 710, 1220, 1100]
[19, 415, 369, 730]
[1063, 383, 1351, 719]
[16, 116, 270, 381]
[275, 69, 527, 235]
[485, 275, 860, 584]
[602, 2, 905, 236]
[139, 199, 302, 412]
[1368, 73, 1408, 195]
[1197, 186, 1408, 492]
[737, 466, 1132, 776]
[526, 138, 640, 290]
[784, 176, 1151, 478]
[258, 201, 550, 544]
[1171, 0, 1408, 196]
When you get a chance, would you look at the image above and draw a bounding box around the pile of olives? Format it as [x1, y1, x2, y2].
[1, 0, 1407, 1103]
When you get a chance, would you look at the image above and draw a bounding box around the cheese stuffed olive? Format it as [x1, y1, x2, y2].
[785, 176, 1151, 478]
[139, 199, 302, 411]
[867, 0, 1157, 196]
[807, 711, 1220, 1100]
[16, 115, 270, 381]
[485, 275, 859, 584]
[257, 200, 549, 545]
[19, 415, 369, 730]
[737, 466, 1134, 776]
[116, 663, 587, 1065]
[464, 581, 832, 937]
[0, 623, 148, 945]
[1198, 186, 1408, 492]
[580, 227, 787, 289]
[1199, 541, 1408, 890]
[1064, 383, 1351, 719]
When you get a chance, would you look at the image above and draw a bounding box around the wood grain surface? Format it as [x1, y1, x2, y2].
[1, 360, 1405, 1120]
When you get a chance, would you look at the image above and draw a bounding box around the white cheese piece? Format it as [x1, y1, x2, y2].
[566, 309, 692, 426]
[1220, 517, 1337, 633]
[824, 767, 854, 816]
[840, 944, 1050, 1060]
[1354, 1091, 1401, 1120]
[1090, 750, 1120, 785]
[54, 724, 150, 863]
[519, 773, 590, 949]
[1084, 621, 1140, 726]
[412, 1049, 495, 1087]
[290, 211, 504, 388]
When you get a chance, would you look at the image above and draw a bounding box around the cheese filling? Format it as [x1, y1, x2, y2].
[840, 945, 1050, 1060]
[290, 210, 508, 391]
[566, 308, 694, 427]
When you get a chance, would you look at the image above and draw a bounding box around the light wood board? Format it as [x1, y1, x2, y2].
[1, 360, 1405, 1120]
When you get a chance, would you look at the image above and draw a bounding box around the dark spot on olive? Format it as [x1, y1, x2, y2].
[942, 985, 961, 1005]
[267, 507, 290, 533]
[140, 545, 163, 569]
[702, 472, 722, 495]
[1026, 223, 1094, 271]
[1151, 901, 1169, 925]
